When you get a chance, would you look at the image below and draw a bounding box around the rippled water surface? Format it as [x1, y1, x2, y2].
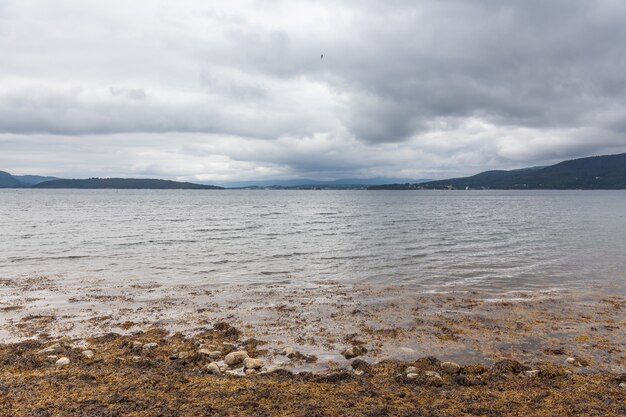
[1, 189, 625, 293]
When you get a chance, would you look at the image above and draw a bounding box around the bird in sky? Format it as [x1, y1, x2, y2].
[321, 54, 323, 59]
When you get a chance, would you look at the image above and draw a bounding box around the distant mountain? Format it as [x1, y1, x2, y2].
[216, 177, 432, 189]
[0, 170, 28, 188]
[13, 175, 61, 185]
[369, 153, 626, 190]
[33, 178, 223, 190]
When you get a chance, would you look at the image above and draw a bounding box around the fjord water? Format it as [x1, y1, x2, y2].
[1, 189, 625, 294]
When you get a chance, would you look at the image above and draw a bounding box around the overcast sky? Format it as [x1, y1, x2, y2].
[1, 1, 626, 182]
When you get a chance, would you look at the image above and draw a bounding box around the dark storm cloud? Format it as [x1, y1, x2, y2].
[1, 1, 626, 180]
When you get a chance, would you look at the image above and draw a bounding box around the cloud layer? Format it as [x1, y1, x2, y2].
[2, 0, 626, 180]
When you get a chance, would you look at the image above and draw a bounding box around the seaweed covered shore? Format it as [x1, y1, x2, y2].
[1, 322, 625, 417]
[1, 280, 625, 416]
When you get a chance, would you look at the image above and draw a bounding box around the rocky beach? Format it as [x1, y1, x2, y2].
[1, 277, 624, 416]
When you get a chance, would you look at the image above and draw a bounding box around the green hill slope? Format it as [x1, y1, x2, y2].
[0, 171, 28, 188]
[34, 178, 223, 190]
[370, 153, 626, 190]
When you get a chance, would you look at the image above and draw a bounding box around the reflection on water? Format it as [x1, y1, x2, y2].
[1, 189, 625, 293]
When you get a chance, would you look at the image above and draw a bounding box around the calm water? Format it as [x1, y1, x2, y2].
[1, 189, 625, 293]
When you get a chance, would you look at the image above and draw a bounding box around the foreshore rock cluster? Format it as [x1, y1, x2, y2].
[1, 321, 625, 416]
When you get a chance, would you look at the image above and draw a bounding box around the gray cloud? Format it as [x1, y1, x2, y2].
[1, 0, 626, 180]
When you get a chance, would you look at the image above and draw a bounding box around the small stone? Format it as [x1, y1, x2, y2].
[266, 365, 283, 373]
[132, 341, 143, 348]
[406, 373, 419, 379]
[132, 356, 142, 362]
[55, 357, 70, 366]
[221, 343, 236, 353]
[198, 348, 212, 356]
[46, 355, 58, 362]
[281, 347, 297, 357]
[243, 357, 264, 370]
[176, 351, 190, 360]
[619, 382, 626, 389]
[405, 366, 418, 374]
[37, 343, 62, 355]
[565, 357, 588, 367]
[245, 369, 256, 375]
[524, 370, 540, 378]
[142, 342, 158, 350]
[354, 370, 364, 376]
[342, 345, 368, 359]
[224, 370, 239, 376]
[425, 371, 442, 379]
[224, 350, 248, 366]
[205, 362, 221, 375]
[209, 351, 222, 360]
[81, 350, 95, 359]
[441, 361, 461, 374]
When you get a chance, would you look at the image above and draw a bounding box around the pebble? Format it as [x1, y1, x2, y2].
[619, 382, 626, 389]
[37, 343, 62, 355]
[224, 350, 249, 365]
[281, 347, 297, 357]
[441, 361, 461, 374]
[132, 341, 143, 348]
[565, 357, 587, 367]
[224, 370, 240, 376]
[524, 370, 540, 378]
[81, 350, 95, 359]
[342, 346, 368, 359]
[405, 366, 418, 374]
[205, 362, 221, 375]
[406, 373, 419, 380]
[142, 342, 158, 350]
[243, 357, 264, 370]
[245, 369, 257, 375]
[198, 349, 212, 356]
[55, 357, 70, 366]
[209, 351, 222, 360]
[424, 371, 442, 379]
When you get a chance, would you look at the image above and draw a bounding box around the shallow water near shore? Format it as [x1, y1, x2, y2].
[2, 189, 626, 292]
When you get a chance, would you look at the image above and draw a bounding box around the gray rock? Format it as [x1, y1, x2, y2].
[243, 357, 264, 370]
[142, 342, 158, 350]
[619, 382, 626, 389]
[424, 371, 442, 379]
[132, 341, 143, 348]
[441, 361, 461, 374]
[524, 370, 540, 378]
[245, 369, 257, 375]
[224, 350, 248, 365]
[81, 350, 95, 359]
[205, 362, 221, 375]
[198, 348, 212, 356]
[37, 343, 62, 355]
[342, 345, 368, 359]
[55, 357, 70, 366]
[224, 370, 240, 376]
[406, 373, 419, 379]
[565, 357, 587, 367]
[209, 351, 222, 360]
[281, 347, 297, 357]
[405, 366, 418, 374]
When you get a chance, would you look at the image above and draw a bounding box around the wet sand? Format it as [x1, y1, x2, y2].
[0, 276, 625, 415]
